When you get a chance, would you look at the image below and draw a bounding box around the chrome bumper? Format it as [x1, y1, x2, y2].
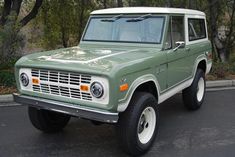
[13, 93, 119, 123]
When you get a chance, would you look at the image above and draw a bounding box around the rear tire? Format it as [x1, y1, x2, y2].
[117, 92, 159, 156]
[183, 69, 205, 110]
[28, 107, 71, 133]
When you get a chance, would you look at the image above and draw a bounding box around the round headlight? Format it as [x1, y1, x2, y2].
[90, 82, 104, 98]
[20, 73, 29, 87]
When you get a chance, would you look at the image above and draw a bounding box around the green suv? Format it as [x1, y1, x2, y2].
[14, 7, 212, 156]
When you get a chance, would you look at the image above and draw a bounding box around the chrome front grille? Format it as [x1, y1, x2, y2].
[31, 69, 92, 101]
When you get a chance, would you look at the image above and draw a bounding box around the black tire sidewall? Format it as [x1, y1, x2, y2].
[28, 107, 71, 133]
[183, 69, 205, 110]
[117, 92, 159, 155]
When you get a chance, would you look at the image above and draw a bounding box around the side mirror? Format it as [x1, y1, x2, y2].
[173, 41, 185, 51]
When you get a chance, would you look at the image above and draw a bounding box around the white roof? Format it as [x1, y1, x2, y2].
[91, 7, 205, 16]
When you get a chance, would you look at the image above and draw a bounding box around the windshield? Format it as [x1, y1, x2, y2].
[83, 15, 165, 44]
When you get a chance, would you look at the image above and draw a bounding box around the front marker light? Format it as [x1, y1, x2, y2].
[90, 82, 104, 98]
[20, 73, 29, 87]
[120, 83, 128, 92]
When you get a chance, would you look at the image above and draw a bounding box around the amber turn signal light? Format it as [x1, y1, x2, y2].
[120, 83, 128, 92]
[80, 85, 89, 91]
[32, 78, 39, 85]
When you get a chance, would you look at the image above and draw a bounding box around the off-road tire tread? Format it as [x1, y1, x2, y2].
[183, 69, 205, 110]
[28, 107, 71, 133]
[117, 92, 159, 156]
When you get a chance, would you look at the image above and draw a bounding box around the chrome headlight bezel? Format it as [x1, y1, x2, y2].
[90, 82, 104, 98]
[20, 73, 29, 87]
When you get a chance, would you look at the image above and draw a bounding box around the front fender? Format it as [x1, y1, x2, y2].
[117, 74, 160, 112]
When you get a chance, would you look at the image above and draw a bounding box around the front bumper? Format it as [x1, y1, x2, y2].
[13, 93, 119, 123]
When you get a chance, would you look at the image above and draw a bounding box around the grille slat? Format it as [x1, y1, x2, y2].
[31, 69, 92, 101]
[33, 85, 40, 92]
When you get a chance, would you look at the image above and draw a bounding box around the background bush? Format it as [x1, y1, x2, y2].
[0, 70, 15, 87]
[210, 62, 235, 79]
[0, 58, 18, 87]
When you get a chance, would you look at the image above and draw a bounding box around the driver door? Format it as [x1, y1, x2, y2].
[165, 16, 191, 88]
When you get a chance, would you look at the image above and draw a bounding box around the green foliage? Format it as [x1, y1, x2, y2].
[0, 58, 18, 71]
[1, 0, 234, 64]
[0, 22, 25, 65]
[229, 51, 235, 63]
[0, 56, 18, 87]
[0, 33, 23, 57]
[0, 70, 15, 87]
[34, 0, 95, 49]
[229, 49, 235, 73]
[210, 62, 235, 79]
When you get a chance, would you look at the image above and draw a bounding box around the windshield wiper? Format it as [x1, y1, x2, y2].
[126, 14, 152, 22]
[101, 14, 123, 22]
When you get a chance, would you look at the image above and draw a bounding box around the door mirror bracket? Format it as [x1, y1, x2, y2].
[173, 41, 185, 51]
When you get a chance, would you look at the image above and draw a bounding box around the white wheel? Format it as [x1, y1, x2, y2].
[117, 92, 159, 156]
[138, 107, 156, 144]
[197, 77, 205, 102]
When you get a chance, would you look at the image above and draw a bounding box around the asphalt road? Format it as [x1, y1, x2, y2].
[0, 90, 235, 157]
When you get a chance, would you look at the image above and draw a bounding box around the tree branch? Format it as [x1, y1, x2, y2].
[11, 0, 23, 16]
[0, 0, 13, 26]
[225, 0, 235, 48]
[19, 0, 43, 27]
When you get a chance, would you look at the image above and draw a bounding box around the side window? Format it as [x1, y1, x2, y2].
[164, 16, 185, 49]
[172, 16, 185, 48]
[188, 18, 206, 41]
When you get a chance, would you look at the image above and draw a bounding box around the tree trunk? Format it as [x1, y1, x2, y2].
[20, 0, 43, 27]
[61, 28, 68, 48]
[166, 0, 172, 7]
[127, 0, 132, 6]
[224, 0, 235, 60]
[103, 0, 107, 8]
[79, 0, 85, 39]
[208, 0, 227, 62]
[0, 0, 43, 65]
[0, 0, 12, 26]
[117, 0, 123, 7]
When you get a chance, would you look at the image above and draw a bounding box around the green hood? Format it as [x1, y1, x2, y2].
[16, 46, 161, 76]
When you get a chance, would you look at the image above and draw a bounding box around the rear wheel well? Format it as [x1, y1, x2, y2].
[197, 60, 206, 73]
[135, 81, 158, 101]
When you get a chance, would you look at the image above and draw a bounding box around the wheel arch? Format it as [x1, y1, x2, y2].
[117, 74, 160, 112]
[135, 81, 158, 101]
[193, 55, 208, 77]
[197, 59, 207, 73]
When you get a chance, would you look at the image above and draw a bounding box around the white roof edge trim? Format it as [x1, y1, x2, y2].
[91, 7, 205, 16]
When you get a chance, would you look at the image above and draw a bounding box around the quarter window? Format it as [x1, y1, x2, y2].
[188, 19, 206, 41]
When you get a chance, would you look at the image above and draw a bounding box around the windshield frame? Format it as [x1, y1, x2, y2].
[82, 14, 166, 45]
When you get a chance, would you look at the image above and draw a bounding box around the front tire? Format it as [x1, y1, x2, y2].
[28, 107, 71, 133]
[183, 69, 205, 110]
[117, 92, 159, 156]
